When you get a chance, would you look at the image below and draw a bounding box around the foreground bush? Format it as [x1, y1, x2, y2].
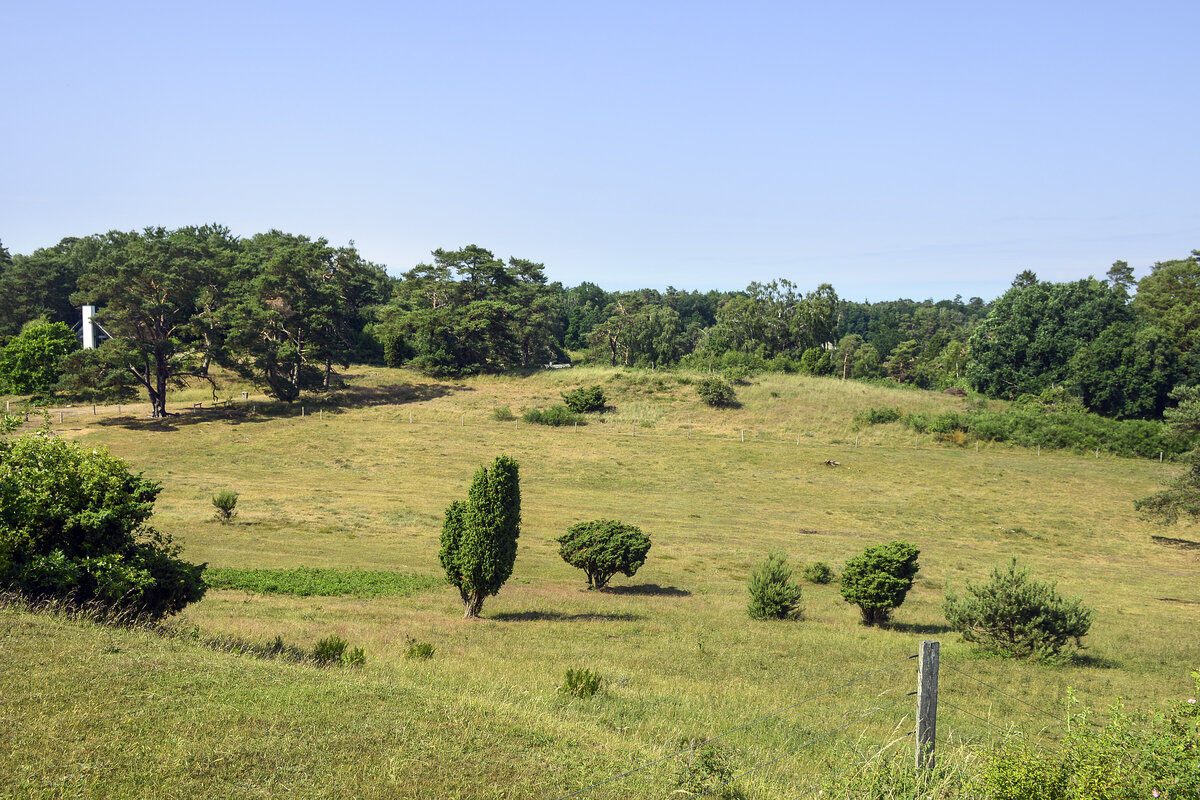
[0, 432, 206, 619]
[944, 558, 1094, 660]
[839, 540, 919, 626]
[557, 519, 651, 589]
[975, 677, 1200, 799]
[747, 551, 803, 619]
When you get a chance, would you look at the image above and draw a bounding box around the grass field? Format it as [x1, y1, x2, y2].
[3, 366, 1198, 798]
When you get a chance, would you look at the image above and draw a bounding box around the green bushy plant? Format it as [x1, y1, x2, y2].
[211, 489, 239, 523]
[0, 431, 206, 619]
[405, 637, 435, 659]
[342, 646, 365, 667]
[491, 405, 515, 421]
[522, 405, 585, 426]
[696, 377, 737, 408]
[801, 560, 835, 584]
[561, 385, 606, 413]
[312, 635, 348, 665]
[561, 667, 602, 698]
[854, 406, 903, 426]
[747, 551, 803, 620]
[976, 677, 1200, 798]
[557, 519, 651, 589]
[839, 540, 919, 626]
[944, 557, 1094, 660]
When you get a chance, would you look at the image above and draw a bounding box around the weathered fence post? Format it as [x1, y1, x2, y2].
[916, 640, 940, 770]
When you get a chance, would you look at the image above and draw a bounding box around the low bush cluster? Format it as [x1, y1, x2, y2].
[522, 405, 585, 426]
[856, 398, 1189, 459]
[203, 567, 442, 598]
[801, 561, 835, 584]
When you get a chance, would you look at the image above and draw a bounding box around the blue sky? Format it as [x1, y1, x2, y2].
[3, 1, 1197, 301]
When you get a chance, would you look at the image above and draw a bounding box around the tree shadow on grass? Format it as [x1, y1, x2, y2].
[884, 621, 955, 635]
[88, 380, 471, 430]
[489, 610, 643, 623]
[599, 584, 691, 597]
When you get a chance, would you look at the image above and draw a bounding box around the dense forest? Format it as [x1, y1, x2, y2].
[0, 228, 1196, 420]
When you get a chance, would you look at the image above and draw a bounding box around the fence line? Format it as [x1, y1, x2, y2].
[552, 654, 917, 800]
[793, 728, 916, 799]
[940, 662, 1062, 724]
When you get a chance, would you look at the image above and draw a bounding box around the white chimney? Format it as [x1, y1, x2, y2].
[82, 305, 96, 349]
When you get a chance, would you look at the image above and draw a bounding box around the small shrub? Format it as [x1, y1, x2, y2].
[839, 540, 920, 626]
[405, 637, 435, 660]
[561, 667, 602, 698]
[522, 405, 585, 426]
[855, 406, 903, 426]
[557, 519, 651, 589]
[747, 551, 803, 620]
[944, 557, 1094, 659]
[697, 377, 737, 408]
[312, 635, 348, 666]
[212, 489, 239, 522]
[672, 741, 742, 799]
[491, 405, 515, 421]
[561, 385, 606, 413]
[342, 646, 365, 667]
[801, 561, 835, 584]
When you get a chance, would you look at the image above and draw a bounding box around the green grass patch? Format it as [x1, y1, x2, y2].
[204, 567, 443, 598]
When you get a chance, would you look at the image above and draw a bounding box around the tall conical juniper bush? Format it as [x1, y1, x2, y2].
[439, 455, 520, 618]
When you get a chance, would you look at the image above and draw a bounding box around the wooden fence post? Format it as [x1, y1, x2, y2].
[916, 640, 940, 770]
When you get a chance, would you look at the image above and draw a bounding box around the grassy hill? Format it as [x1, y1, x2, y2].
[3, 366, 1198, 798]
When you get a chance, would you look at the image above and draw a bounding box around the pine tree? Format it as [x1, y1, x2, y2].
[439, 455, 521, 618]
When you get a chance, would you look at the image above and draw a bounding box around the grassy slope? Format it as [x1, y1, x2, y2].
[4, 366, 1198, 798]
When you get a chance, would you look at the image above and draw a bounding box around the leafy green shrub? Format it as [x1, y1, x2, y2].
[747, 551, 803, 620]
[561, 385, 606, 413]
[312, 635, 348, 665]
[342, 646, 366, 667]
[491, 405, 515, 421]
[557, 519, 651, 589]
[944, 558, 1094, 659]
[405, 637, 435, 660]
[561, 667, 602, 698]
[522, 405, 585, 426]
[0, 432, 206, 619]
[672, 741, 742, 799]
[696, 377, 737, 408]
[839, 540, 920, 626]
[211, 490, 239, 523]
[801, 561, 835, 584]
[976, 677, 1200, 798]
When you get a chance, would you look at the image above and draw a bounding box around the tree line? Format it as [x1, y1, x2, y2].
[1, 228, 1196, 420]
